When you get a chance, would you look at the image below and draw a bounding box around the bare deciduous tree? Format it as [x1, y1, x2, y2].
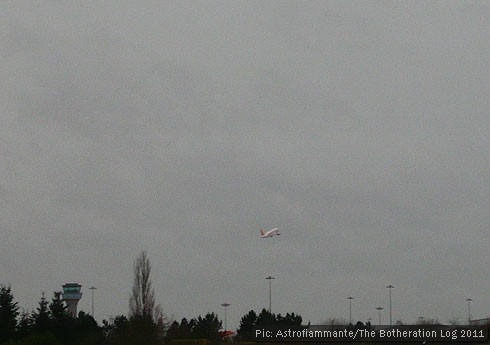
[129, 250, 155, 319]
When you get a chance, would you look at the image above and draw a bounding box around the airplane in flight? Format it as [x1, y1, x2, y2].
[260, 228, 280, 238]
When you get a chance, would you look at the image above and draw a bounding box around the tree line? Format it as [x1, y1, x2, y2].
[0, 285, 104, 345]
[1, 251, 304, 344]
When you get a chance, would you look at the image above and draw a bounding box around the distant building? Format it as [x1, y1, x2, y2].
[62, 283, 82, 317]
[470, 318, 490, 325]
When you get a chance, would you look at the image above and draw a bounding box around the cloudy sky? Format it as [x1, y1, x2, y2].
[1, 1, 490, 329]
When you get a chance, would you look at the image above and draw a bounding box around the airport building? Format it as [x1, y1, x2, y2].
[62, 283, 82, 317]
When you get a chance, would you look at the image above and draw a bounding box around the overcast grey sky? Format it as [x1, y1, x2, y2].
[1, 1, 490, 329]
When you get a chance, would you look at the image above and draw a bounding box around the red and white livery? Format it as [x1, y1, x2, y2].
[260, 228, 280, 238]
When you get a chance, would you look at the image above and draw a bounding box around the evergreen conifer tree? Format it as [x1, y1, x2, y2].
[33, 292, 51, 333]
[0, 284, 19, 344]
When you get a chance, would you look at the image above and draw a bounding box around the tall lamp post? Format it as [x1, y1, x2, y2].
[221, 303, 230, 331]
[466, 298, 472, 324]
[266, 276, 275, 313]
[89, 286, 97, 318]
[347, 296, 354, 324]
[376, 306, 384, 325]
[387, 285, 394, 326]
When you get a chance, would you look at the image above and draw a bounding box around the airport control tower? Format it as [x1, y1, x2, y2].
[62, 283, 82, 317]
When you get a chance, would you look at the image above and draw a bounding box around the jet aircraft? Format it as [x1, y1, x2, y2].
[260, 228, 280, 238]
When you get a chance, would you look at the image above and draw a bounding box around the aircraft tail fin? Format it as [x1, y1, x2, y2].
[260, 229, 265, 236]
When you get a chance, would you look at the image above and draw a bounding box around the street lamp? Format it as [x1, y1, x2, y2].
[347, 297, 354, 324]
[89, 286, 97, 318]
[386, 285, 394, 326]
[221, 303, 230, 331]
[376, 306, 383, 325]
[266, 276, 275, 313]
[466, 298, 472, 324]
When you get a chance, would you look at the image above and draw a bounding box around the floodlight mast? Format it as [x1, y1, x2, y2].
[266, 276, 275, 313]
[89, 286, 97, 318]
[347, 296, 354, 324]
[386, 285, 394, 326]
[376, 306, 384, 325]
[221, 303, 230, 331]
